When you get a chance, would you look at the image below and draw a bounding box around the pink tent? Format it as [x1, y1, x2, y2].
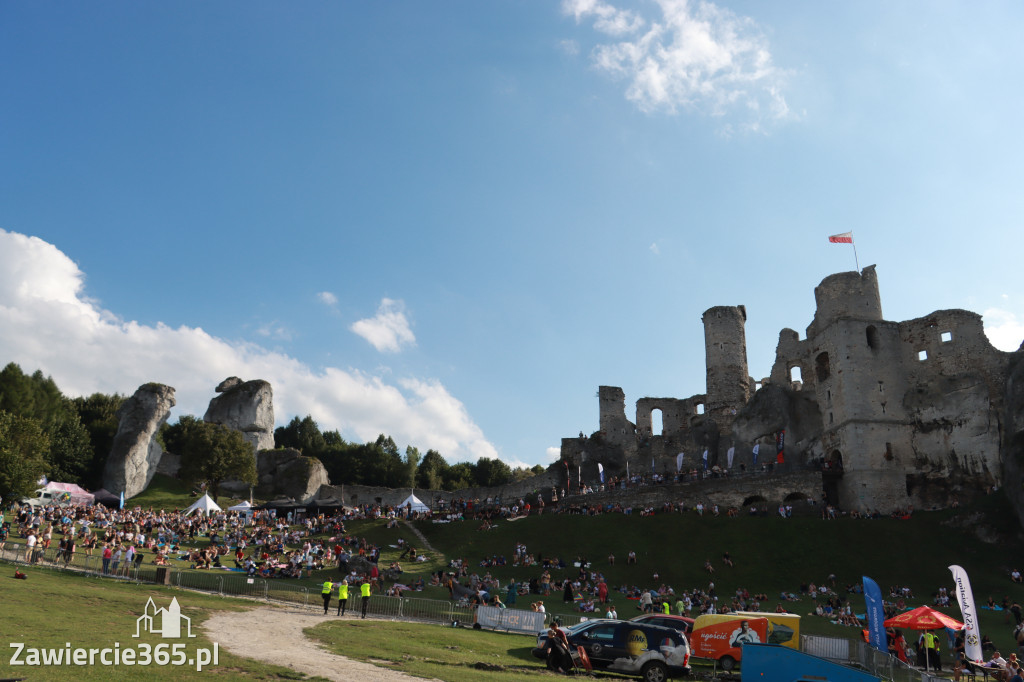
[42, 481, 95, 506]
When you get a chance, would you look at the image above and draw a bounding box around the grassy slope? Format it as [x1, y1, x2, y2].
[410, 493, 1024, 650]
[0, 566, 317, 681]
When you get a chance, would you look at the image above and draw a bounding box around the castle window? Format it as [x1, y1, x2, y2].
[754, 381, 762, 391]
[826, 390, 831, 402]
[866, 325, 880, 351]
[790, 366, 802, 383]
[941, 331, 952, 343]
[918, 350, 928, 361]
[696, 403, 705, 415]
[829, 412, 834, 424]
[651, 408, 663, 436]
[815, 352, 831, 382]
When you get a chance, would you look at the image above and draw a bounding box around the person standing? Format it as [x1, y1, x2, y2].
[111, 545, 123, 574]
[101, 542, 112, 574]
[360, 578, 372, 619]
[321, 577, 334, 615]
[336, 579, 349, 617]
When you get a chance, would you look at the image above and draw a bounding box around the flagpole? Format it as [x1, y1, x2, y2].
[853, 241, 860, 271]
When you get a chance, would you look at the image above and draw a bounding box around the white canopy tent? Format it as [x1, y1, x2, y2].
[227, 500, 253, 512]
[184, 494, 222, 516]
[399, 492, 429, 513]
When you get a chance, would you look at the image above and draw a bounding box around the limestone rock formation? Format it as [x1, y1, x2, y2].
[1002, 355, 1024, 529]
[256, 448, 329, 501]
[203, 377, 275, 453]
[103, 383, 176, 499]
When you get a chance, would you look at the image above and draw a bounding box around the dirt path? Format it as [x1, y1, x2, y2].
[203, 606, 439, 682]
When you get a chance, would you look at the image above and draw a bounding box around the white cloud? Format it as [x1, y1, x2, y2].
[0, 229, 496, 464]
[649, 242, 661, 255]
[559, 39, 581, 56]
[983, 308, 1024, 352]
[547, 446, 562, 462]
[317, 291, 338, 307]
[565, 0, 791, 125]
[350, 298, 416, 353]
[255, 322, 293, 342]
[564, 0, 644, 36]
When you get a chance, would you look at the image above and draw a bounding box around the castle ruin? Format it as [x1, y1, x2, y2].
[561, 266, 1022, 514]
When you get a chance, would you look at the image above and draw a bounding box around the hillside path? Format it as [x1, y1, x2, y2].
[203, 606, 438, 682]
[402, 519, 438, 554]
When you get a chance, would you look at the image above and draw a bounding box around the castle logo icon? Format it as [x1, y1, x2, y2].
[134, 597, 196, 639]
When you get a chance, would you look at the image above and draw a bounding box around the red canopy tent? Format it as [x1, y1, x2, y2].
[884, 606, 963, 672]
[884, 605, 963, 631]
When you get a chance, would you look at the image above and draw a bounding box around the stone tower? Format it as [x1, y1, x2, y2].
[808, 266, 911, 510]
[702, 305, 751, 432]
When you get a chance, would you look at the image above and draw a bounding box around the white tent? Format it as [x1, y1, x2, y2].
[184, 494, 222, 516]
[399, 492, 429, 513]
[227, 500, 255, 515]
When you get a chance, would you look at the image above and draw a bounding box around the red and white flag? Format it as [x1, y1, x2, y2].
[829, 231, 854, 244]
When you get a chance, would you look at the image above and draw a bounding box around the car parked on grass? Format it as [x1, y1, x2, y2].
[533, 618, 691, 681]
[630, 614, 695, 635]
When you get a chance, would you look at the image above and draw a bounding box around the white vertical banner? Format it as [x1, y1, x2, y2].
[727, 447, 735, 468]
[949, 564, 982, 662]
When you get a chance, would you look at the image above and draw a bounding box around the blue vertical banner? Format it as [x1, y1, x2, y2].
[863, 576, 886, 653]
[119, 491, 125, 510]
[597, 463, 604, 484]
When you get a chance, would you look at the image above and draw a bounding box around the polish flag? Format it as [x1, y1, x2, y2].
[829, 231, 854, 243]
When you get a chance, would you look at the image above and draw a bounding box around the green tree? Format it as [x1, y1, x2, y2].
[473, 456, 513, 487]
[71, 392, 125, 487]
[274, 415, 326, 454]
[442, 461, 475, 491]
[416, 449, 448, 490]
[45, 410, 94, 483]
[404, 446, 420, 489]
[166, 416, 256, 502]
[0, 411, 50, 502]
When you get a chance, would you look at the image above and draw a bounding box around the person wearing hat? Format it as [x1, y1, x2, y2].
[336, 578, 349, 616]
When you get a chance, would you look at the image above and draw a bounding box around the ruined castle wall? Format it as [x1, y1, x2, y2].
[636, 397, 695, 437]
[703, 305, 751, 432]
[557, 470, 822, 511]
[899, 310, 1009, 400]
[599, 386, 636, 448]
[771, 328, 811, 390]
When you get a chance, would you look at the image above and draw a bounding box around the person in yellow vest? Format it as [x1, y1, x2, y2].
[336, 578, 349, 616]
[321, 577, 334, 615]
[922, 630, 941, 671]
[662, 600, 671, 615]
[360, 578, 372, 619]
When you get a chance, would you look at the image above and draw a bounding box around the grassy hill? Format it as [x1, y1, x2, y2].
[404, 492, 1024, 649]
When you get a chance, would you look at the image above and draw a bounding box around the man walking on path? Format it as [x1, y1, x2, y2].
[321, 577, 334, 615]
[360, 578, 372, 619]
[336, 579, 349, 616]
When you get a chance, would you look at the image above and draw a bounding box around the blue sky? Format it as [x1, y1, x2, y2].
[2, 1, 1023, 468]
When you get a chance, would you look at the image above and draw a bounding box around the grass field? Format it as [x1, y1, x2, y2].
[0, 566, 323, 681]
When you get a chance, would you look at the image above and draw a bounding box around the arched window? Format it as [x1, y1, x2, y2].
[651, 408, 663, 436]
[790, 366, 802, 383]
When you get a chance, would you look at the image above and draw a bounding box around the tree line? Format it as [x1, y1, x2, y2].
[0, 363, 546, 501]
[273, 415, 546, 491]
